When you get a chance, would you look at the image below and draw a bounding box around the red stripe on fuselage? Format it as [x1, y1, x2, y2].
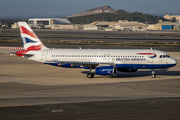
[20, 26, 38, 39]
[136, 53, 156, 55]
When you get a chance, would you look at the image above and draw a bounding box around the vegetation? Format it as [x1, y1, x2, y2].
[68, 11, 169, 24]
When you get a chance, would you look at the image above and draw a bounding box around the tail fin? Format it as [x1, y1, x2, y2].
[18, 22, 47, 50]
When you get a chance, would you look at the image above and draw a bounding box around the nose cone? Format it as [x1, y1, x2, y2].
[170, 58, 177, 67]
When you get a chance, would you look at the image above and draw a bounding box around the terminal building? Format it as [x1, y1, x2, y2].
[28, 18, 72, 29]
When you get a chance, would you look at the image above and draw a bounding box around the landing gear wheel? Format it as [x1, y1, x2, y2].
[151, 74, 156, 78]
[151, 69, 156, 78]
[87, 73, 94, 78]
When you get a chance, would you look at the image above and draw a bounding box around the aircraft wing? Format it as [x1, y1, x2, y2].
[49, 60, 99, 66]
[47, 60, 115, 67]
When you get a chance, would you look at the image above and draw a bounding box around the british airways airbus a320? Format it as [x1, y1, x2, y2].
[15, 22, 177, 78]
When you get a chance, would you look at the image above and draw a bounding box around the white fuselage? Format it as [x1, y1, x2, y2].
[27, 48, 177, 69]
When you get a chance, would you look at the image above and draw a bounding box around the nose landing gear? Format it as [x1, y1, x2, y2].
[151, 69, 156, 78]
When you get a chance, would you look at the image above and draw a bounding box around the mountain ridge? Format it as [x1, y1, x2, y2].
[67, 5, 126, 18]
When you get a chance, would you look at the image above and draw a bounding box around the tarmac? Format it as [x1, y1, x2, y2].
[0, 48, 180, 120]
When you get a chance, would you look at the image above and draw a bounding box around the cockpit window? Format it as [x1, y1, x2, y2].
[166, 55, 170, 58]
[159, 54, 170, 58]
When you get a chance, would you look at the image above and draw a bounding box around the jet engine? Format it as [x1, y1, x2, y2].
[91, 66, 117, 76]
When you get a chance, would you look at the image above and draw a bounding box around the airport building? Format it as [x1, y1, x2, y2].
[28, 18, 72, 29]
[87, 21, 147, 31]
[89, 21, 111, 30]
[51, 24, 74, 29]
[78, 24, 98, 30]
[174, 24, 180, 31]
[111, 21, 147, 31]
[12, 23, 19, 29]
[147, 24, 155, 30]
[154, 21, 178, 30]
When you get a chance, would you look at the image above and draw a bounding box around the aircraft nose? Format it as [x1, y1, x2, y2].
[170, 58, 177, 66]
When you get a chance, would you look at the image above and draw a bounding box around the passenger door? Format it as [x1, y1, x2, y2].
[147, 52, 153, 63]
[42, 51, 48, 62]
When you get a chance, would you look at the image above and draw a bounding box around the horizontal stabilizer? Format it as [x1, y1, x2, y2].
[11, 52, 34, 58]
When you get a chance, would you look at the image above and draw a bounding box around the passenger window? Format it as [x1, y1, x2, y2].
[159, 55, 162, 58]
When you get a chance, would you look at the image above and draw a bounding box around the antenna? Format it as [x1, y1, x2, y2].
[79, 47, 81, 49]
[150, 47, 152, 50]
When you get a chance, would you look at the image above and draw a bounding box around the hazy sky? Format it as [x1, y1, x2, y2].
[0, 0, 180, 18]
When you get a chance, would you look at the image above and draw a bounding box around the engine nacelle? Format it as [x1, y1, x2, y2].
[117, 68, 137, 72]
[92, 66, 117, 76]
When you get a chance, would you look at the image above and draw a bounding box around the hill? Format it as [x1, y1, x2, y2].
[67, 5, 117, 18]
[67, 5, 168, 24]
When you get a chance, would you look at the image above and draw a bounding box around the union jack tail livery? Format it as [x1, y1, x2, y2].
[18, 22, 46, 50]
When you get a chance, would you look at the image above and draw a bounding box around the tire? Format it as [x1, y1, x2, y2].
[87, 73, 94, 78]
[151, 74, 156, 78]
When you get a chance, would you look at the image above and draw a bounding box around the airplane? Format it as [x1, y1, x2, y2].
[15, 22, 177, 78]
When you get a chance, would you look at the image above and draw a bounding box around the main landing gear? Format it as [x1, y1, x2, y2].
[87, 73, 94, 78]
[151, 69, 156, 78]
